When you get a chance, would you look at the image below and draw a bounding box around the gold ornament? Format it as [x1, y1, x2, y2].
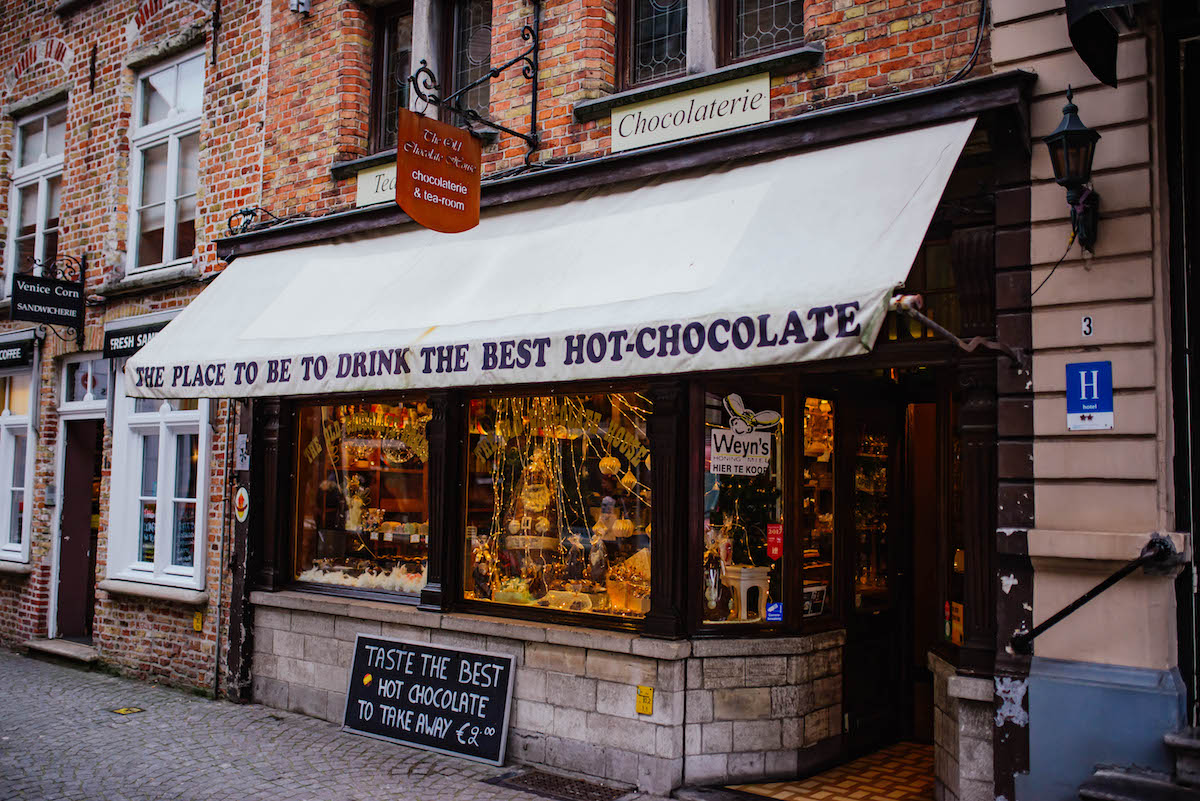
[599, 455, 621, 476]
[612, 518, 635, 538]
[534, 516, 551, 535]
[619, 470, 637, 490]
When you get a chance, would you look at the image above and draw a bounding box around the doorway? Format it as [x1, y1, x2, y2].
[55, 418, 104, 642]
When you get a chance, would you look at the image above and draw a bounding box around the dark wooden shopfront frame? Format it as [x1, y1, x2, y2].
[222, 74, 1036, 792]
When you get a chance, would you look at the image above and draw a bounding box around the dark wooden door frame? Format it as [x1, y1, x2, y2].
[55, 416, 104, 641]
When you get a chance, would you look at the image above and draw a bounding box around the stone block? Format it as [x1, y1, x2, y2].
[304, 634, 341, 666]
[959, 736, 994, 782]
[701, 722, 732, 754]
[632, 638, 691, 660]
[442, 614, 546, 643]
[685, 724, 701, 755]
[656, 725, 682, 759]
[254, 653, 278, 680]
[325, 690, 347, 723]
[702, 657, 745, 689]
[312, 661, 349, 694]
[254, 607, 290, 632]
[586, 651, 657, 686]
[335, 617, 381, 642]
[595, 681, 681, 725]
[659, 660, 685, 692]
[687, 659, 703, 689]
[808, 630, 845, 650]
[958, 778, 992, 801]
[607, 747, 640, 785]
[686, 690, 713, 723]
[509, 730, 546, 764]
[513, 700, 554, 732]
[291, 612, 335, 637]
[727, 751, 765, 780]
[731, 719, 782, 751]
[287, 683, 327, 718]
[276, 656, 319, 688]
[811, 647, 842, 678]
[948, 675, 993, 703]
[813, 676, 840, 708]
[430, 630, 486, 653]
[958, 702, 992, 739]
[638, 754, 683, 795]
[546, 735, 607, 776]
[251, 674, 287, 709]
[550, 706, 588, 739]
[482, 636, 526, 666]
[684, 753, 729, 785]
[585, 712, 658, 753]
[764, 749, 798, 777]
[273, 630, 304, 659]
[771, 685, 813, 718]
[546, 671, 597, 711]
[547, 626, 633, 653]
[713, 688, 771, 720]
[253, 628, 274, 655]
[781, 716, 804, 748]
[690, 637, 811, 657]
[515, 667, 547, 702]
[787, 654, 810, 684]
[525, 643, 585, 675]
[803, 708, 832, 746]
[379, 622, 429, 642]
[744, 656, 787, 687]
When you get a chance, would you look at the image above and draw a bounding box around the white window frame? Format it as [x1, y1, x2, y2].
[6, 102, 67, 297]
[108, 364, 210, 589]
[0, 369, 36, 564]
[59, 353, 111, 413]
[126, 49, 203, 275]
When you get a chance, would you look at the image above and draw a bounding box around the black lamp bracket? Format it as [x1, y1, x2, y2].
[1069, 185, 1101, 252]
[31, 254, 86, 348]
[407, 3, 542, 164]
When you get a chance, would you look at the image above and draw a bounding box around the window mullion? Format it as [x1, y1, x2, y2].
[32, 177, 48, 270]
[154, 416, 171, 576]
[164, 135, 180, 263]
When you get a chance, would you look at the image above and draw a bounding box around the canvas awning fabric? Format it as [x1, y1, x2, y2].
[126, 117, 976, 399]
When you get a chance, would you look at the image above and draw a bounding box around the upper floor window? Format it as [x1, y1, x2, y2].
[6, 103, 66, 295]
[128, 51, 203, 272]
[449, 0, 493, 121]
[620, 0, 805, 88]
[371, 2, 414, 153]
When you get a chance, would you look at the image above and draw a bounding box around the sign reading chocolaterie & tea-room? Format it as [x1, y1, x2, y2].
[611, 73, 771, 153]
[395, 109, 482, 233]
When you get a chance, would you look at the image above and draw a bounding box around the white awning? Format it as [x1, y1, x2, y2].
[126, 117, 976, 399]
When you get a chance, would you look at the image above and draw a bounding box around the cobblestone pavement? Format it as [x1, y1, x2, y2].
[0, 650, 668, 801]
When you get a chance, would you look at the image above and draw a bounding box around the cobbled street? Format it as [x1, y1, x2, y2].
[0, 650, 666, 801]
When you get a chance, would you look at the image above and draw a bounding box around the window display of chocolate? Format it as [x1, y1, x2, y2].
[465, 393, 652, 617]
[293, 402, 430, 594]
[853, 427, 890, 611]
[802, 398, 834, 618]
[701, 392, 784, 624]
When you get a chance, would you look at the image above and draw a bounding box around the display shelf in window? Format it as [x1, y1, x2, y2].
[293, 402, 431, 595]
[464, 393, 652, 617]
[801, 397, 834, 619]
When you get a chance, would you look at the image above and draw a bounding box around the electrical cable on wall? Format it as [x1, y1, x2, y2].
[941, 0, 989, 85]
[1031, 232, 1077, 296]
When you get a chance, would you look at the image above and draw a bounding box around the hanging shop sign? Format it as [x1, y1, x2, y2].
[103, 319, 170, 359]
[395, 109, 482, 233]
[344, 635, 515, 765]
[0, 337, 35, 369]
[611, 73, 770, 153]
[1065, 360, 1114, 431]
[10, 273, 84, 329]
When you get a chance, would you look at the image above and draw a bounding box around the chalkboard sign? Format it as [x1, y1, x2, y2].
[343, 635, 515, 765]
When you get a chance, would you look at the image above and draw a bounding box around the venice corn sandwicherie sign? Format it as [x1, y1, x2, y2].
[610, 73, 771, 153]
[10, 273, 84, 329]
[395, 109, 482, 233]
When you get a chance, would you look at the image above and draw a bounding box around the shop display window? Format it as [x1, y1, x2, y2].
[802, 398, 834, 619]
[464, 393, 652, 617]
[853, 419, 891, 612]
[293, 402, 431, 595]
[700, 391, 784, 625]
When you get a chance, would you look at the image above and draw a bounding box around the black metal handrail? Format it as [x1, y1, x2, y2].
[1011, 534, 1178, 655]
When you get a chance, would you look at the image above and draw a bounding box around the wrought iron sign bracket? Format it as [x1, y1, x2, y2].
[32, 254, 86, 348]
[889, 293, 1027, 370]
[407, 2, 542, 164]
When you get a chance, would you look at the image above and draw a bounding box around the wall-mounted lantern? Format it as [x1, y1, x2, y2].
[1043, 86, 1101, 252]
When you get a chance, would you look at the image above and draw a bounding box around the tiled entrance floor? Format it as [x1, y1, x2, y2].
[730, 741, 934, 801]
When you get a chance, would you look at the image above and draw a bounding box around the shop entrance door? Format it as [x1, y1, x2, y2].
[56, 419, 104, 641]
[842, 401, 909, 756]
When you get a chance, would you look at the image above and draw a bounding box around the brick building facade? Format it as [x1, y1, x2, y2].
[1, 0, 1197, 799]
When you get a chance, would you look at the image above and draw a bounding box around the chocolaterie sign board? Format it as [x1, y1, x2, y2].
[395, 109, 482, 233]
[343, 635, 515, 765]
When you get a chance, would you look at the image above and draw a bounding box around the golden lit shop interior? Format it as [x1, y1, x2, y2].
[254, 158, 1004, 779]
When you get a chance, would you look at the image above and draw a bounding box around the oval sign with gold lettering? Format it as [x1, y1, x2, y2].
[395, 109, 482, 233]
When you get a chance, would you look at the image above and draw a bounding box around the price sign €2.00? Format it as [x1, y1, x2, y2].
[395, 109, 482, 234]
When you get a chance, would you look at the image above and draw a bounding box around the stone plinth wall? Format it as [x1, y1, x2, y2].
[250, 591, 844, 795]
[930, 651, 994, 801]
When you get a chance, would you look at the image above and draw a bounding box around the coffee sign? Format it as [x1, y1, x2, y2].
[395, 109, 482, 233]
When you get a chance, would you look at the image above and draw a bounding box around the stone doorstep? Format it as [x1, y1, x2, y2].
[24, 638, 99, 665]
[1164, 728, 1200, 788]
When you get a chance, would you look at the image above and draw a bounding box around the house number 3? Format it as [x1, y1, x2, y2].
[1082, 316, 1094, 336]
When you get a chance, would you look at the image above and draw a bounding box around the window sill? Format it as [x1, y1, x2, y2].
[0, 558, 32, 576]
[331, 149, 398, 181]
[573, 44, 823, 123]
[96, 261, 201, 299]
[98, 578, 209, 606]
